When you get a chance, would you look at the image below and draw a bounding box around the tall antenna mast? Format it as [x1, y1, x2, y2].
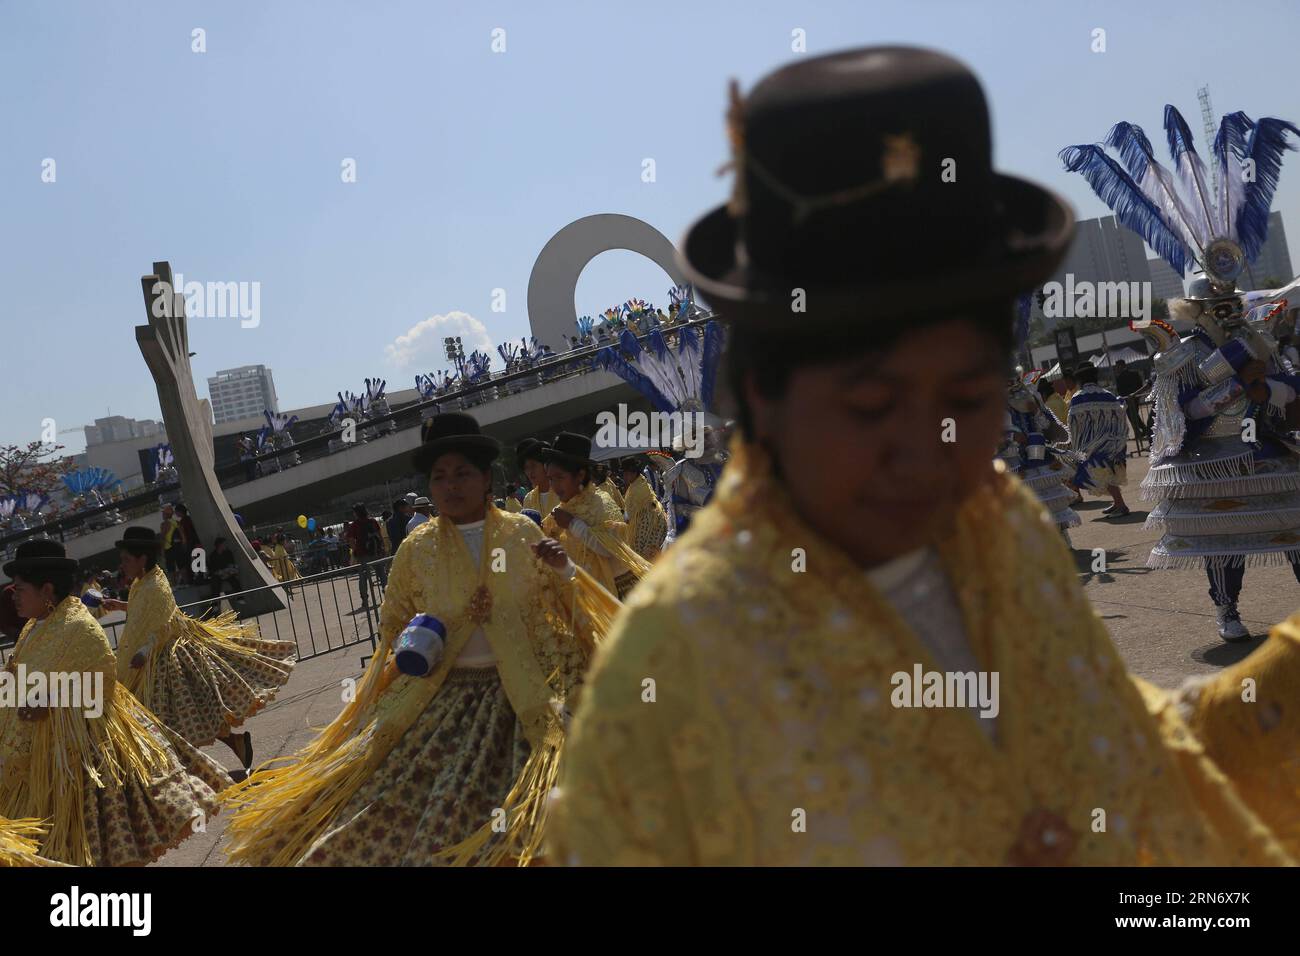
[1197, 85, 1219, 200]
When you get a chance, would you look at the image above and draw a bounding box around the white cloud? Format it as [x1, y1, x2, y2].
[384, 311, 494, 370]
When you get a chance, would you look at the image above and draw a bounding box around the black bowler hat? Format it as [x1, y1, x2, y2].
[681, 46, 1074, 327]
[541, 433, 593, 472]
[515, 438, 549, 466]
[412, 413, 501, 473]
[116, 526, 164, 551]
[3, 538, 77, 578]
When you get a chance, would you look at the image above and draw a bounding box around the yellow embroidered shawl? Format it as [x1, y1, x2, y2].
[600, 478, 625, 510]
[543, 481, 651, 593]
[523, 486, 560, 519]
[117, 565, 252, 701]
[622, 474, 668, 561]
[549, 440, 1300, 866]
[222, 505, 619, 866]
[0, 597, 175, 866]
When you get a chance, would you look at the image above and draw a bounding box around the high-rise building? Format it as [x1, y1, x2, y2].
[1031, 215, 1154, 329]
[1243, 211, 1294, 290]
[207, 365, 279, 425]
[1147, 257, 1186, 302]
[83, 415, 164, 447]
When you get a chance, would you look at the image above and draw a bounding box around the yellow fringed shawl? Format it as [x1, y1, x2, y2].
[0, 817, 64, 867]
[622, 474, 669, 560]
[117, 565, 258, 702]
[544, 482, 652, 593]
[549, 440, 1300, 865]
[221, 505, 614, 866]
[523, 486, 559, 519]
[0, 598, 175, 867]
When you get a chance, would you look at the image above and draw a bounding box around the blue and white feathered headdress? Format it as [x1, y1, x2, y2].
[0, 496, 15, 519]
[595, 312, 725, 416]
[264, 410, 298, 434]
[62, 467, 121, 496]
[1061, 106, 1299, 280]
[364, 378, 387, 403]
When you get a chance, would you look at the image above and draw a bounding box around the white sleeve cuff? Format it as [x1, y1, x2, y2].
[1266, 378, 1297, 411]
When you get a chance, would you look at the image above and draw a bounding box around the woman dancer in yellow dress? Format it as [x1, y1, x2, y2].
[619, 455, 669, 561]
[102, 527, 295, 771]
[269, 532, 302, 582]
[551, 46, 1300, 866]
[1, 540, 231, 866]
[542, 433, 651, 600]
[221, 413, 617, 866]
[517, 439, 560, 518]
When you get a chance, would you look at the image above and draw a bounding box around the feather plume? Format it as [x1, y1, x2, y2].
[1060, 144, 1195, 275]
[1236, 117, 1300, 261]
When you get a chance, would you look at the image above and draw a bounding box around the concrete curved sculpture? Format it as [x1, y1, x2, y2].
[137, 262, 285, 615]
[526, 214, 687, 350]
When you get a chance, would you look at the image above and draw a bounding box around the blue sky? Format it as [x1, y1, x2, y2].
[3, 0, 1298, 455]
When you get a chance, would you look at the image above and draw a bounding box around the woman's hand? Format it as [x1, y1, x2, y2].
[533, 538, 570, 569]
[550, 508, 573, 530]
[102, 598, 128, 613]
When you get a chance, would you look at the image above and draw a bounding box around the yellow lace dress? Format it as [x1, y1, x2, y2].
[621, 474, 669, 561]
[117, 566, 296, 748]
[543, 481, 651, 600]
[549, 441, 1300, 865]
[0, 597, 231, 866]
[221, 506, 618, 866]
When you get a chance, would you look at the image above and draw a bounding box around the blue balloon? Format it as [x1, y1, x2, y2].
[307, 517, 317, 531]
[234, 513, 244, 528]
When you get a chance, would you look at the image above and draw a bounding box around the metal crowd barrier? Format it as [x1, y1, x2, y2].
[1, 556, 396, 668]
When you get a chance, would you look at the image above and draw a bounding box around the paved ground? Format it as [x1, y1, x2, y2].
[1070, 445, 1298, 687]
[150, 442, 1300, 865]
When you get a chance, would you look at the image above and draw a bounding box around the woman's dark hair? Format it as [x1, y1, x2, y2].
[1075, 364, 1099, 386]
[14, 568, 76, 601]
[175, 504, 188, 515]
[1036, 377, 1055, 400]
[723, 299, 1017, 438]
[214, 536, 228, 549]
[119, 545, 159, 570]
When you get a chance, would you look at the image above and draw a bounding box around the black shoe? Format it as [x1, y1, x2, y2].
[241, 731, 253, 771]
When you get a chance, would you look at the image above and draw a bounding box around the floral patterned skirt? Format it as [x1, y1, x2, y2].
[131, 620, 296, 748]
[298, 667, 529, 866]
[76, 711, 231, 867]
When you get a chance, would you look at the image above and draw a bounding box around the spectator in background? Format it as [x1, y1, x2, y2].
[345, 503, 387, 610]
[209, 536, 240, 603]
[377, 510, 393, 557]
[175, 503, 202, 585]
[387, 499, 412, 554]
[406, 497, 432, 534]
[238, 435, 258, 482]
[1113, 359, 1150, 441]
[324, 527, 342, 569]
[160, 504, 184, 585]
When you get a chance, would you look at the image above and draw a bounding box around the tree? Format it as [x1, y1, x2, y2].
[0, 440, 71, 497]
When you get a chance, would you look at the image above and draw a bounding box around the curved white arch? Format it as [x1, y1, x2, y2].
[527, 214, 686, 349]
